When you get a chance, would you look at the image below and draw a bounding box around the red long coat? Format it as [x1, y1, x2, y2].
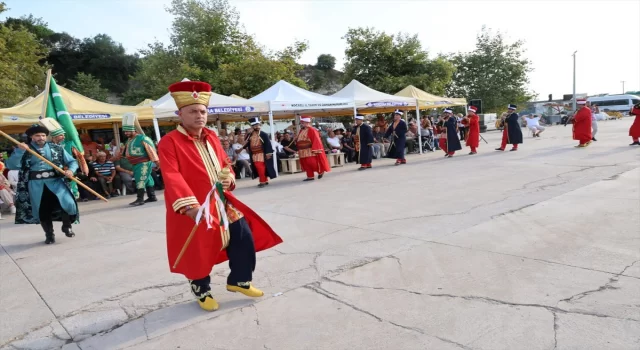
[465, 114, 480, 148]
[629, 105, 640, 138]
[296, 127, 331, 174]
[158, 125, 282, 280]
[572, 107, 592, 142]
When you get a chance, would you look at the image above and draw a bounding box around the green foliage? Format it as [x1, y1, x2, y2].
[126, 0, 308, 100]
[342, 28, 454, 95]
[0, 20, 48, 107]
[447, 26, 535, 113]
[316, 54, 336, 71]
[3, 14, 139, 95]
[69, 72, 110, 102]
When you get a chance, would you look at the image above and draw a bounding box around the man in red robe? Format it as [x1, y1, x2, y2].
[465, 105, 480, 155]
[158, 81, 282, 312]
[572, 99, 593, 148]
[295, 116, 330, 181]
[629, 102, 640, 146]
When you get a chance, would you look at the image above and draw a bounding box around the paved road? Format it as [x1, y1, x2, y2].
[1, 119, 639, 350]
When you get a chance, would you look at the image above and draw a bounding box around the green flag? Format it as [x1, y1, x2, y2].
[45, 77, 84, 154]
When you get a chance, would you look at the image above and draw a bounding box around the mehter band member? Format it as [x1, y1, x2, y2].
[384, 110, 408, 165]
[245, 117, 276, 188]
[465, 106, 480, 155]
[629, 102, 640, 146]
[14, 124, 79, 244]
[496, 104, 523, 151]
[122, 113, 160, 206]
[442, 108, 462, 158]
[158, 80, 282, 312]
[353, 115, 374, 170]
[295, 116, 330, 181]
[572, 99, 593, 148]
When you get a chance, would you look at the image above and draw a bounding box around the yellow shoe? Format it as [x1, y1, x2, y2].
[197, 293, 219, 311]
[226, 283, 264, 297]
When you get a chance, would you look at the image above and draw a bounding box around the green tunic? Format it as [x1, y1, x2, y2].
[124, 134, 158, 190]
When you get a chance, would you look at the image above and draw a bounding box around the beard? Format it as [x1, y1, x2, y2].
[35, 139, 46, 147]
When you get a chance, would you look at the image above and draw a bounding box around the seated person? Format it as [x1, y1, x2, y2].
[523, 114, 546, 137]
[91, 152, 118, 198]
[77, 158, 100, 202]
[114, 153, 135, 194]
[341, 129, 356, 162]
[326, 130, 342, 153]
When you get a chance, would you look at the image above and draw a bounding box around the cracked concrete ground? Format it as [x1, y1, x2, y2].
[1, 119, 639, 350]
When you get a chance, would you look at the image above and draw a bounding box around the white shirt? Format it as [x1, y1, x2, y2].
[271, 140, 283, 152]
[327, 136, 341, 148]
[525, 117, 540, 127]
[232, 143, 250, 161]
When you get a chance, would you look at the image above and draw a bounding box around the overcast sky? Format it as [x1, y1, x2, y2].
[3, 0, 639, 100]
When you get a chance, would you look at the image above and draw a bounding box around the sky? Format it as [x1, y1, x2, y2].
[3, 0, 639, 101]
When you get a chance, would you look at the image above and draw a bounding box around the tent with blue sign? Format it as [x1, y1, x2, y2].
[0, 84, 154, 134]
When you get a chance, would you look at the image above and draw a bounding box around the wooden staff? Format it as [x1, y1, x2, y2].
[0, 130, 109, 202]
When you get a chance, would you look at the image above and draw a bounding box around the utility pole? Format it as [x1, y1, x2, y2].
[572, 51, 577, 112]
[621, 81, 626, 94]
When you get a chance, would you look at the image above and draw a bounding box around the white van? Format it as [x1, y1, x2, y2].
[588, 94, 640, 114]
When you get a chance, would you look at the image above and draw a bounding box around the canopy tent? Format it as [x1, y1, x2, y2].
[230, 94, 246, 99]
[0, 85, 155, 134]
[331, 80, 416, 114]
[395, 85, 467, 109]
[136, 99, 155, 106]
[249, 80, 354, 113]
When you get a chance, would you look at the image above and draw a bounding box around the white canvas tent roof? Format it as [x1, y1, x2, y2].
[249, 80, 354, 112]
[331, 80, 416, 109]
[153, 78, 269, 119]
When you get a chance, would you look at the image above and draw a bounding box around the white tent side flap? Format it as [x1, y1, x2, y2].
[331, 80, 416, 109]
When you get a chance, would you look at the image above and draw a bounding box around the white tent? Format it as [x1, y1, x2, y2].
[332, 80, 426, 153]
[249, 80, 354, 176]
[331, 80, 416, 110]
[249, 80, 354, 112]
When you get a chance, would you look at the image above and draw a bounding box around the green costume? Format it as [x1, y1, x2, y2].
[124, 134, 157, 190]
[122, 112, 159, 206]
[39, 119, 80, 199]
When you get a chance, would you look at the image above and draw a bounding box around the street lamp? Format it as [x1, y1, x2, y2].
[621, 80, 626, 94]
[572, 51, 577, 112]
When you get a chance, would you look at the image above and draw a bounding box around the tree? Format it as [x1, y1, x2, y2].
[218, 42, 308, 97]
[126, 0, 308, 100]
[447, 27, 535, 113]
[316, 54, 336, 71]
[342, 28, 454, 95]
[69, 72, 109, 102]
[77, 34, 139, 94]
[0, 13, 48, 107]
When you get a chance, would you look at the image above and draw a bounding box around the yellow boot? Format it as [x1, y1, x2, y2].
[197, 292, 219, 311]
[226, 282, 264, 297]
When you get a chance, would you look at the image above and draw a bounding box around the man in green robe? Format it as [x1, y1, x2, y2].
[39, 119, 87, 200]
[122, 113, 159, 206]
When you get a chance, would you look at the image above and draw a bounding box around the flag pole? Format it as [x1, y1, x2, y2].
[0, 130, 109, 202]
[40, 69, 52, 119]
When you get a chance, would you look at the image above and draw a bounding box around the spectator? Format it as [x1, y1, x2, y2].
[406, 122, 418, 153]
[77, 158, 100, 202]
[0, 161, 16, 216]
[280, 133, 297, 158]
[285, 120, 297, 133]
[113, 154, 135, 194]
[456, 113, 466, 140]
[108, 138, 121, 157]
[523, 114, 546, 137]
[375, 115, 388, 131]
[372, 126, 388, 158]
[326, 130, 342, 153]
[232, 135, 252, 177]
[81, 134, 99, 159]
[341, 129, 356, 162]
[92, 152, 118, 199]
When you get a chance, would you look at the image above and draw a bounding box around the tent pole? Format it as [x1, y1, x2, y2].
[416, 99, 422, 154]
[268, 102, 277, 177]
[216, 117, 222, 133]
[112, 123, 121, 151]
[152, 117, 161, 142]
